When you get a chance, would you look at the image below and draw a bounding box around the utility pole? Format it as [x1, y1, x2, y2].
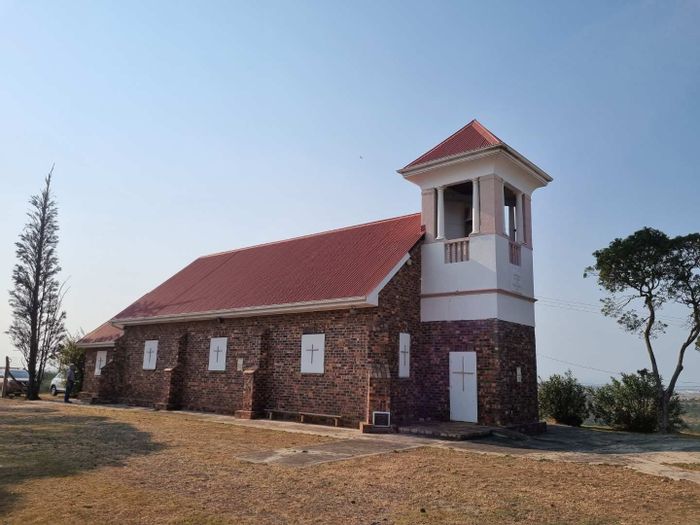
[1, 356, 9, 398]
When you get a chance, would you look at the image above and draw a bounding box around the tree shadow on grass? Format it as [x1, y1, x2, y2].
[0, 402, 164, 512]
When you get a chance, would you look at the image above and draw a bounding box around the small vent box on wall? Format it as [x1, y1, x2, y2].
[372, 411, 391, 427]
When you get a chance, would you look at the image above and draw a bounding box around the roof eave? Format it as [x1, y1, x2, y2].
[398, 144, 553, 186]
[397, 145, 503, 175]
[502, 144, 553, 184]
[111, 296, 377, 327]
[76, 340, 117, 349]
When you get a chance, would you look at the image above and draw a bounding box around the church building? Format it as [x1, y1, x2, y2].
[79, 120, 552, 432]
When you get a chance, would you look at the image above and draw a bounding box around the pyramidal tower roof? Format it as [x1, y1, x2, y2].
[401, 119, 503, 171]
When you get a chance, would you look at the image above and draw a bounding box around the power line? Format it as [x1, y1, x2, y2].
[539, 354, 622, 376]
[538, 295, 688, 323]
[538, 295, 687, 320]
[538, 354, 700, 385]
[535, 295, 688, 328]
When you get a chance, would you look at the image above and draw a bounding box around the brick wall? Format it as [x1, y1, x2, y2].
[82, 347, 114, 398]
[82, 348, 99, 395]
[366, 245, 423, 424]
[421, 319, 538, 426]
[103, 309, 376, 424]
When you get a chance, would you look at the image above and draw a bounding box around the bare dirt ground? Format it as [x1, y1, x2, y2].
[1, 399, 699, 524]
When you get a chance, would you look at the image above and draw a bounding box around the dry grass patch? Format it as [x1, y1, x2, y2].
[1, 400, 699, 524]
[664, 462, 700, 472]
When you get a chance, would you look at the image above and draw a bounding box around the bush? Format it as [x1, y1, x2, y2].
[538, 370, 590, 426]
[590, 369, 685, 433]
[52, 331, 86, 394]
[40, 370, 58, 393]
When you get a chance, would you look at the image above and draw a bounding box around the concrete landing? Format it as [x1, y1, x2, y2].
[398, 421, 494, 440]
[235, 438, 421, 467]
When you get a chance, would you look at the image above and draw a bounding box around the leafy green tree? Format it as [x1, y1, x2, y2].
[590, 370, 685, 432]
[585, 228, 700, 432]
[53, 331, 86, 394]
[538, 370, 590, 426]
[7, 168, 66, 399]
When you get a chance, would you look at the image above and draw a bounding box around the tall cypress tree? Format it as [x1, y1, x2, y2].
[8, 167, 66, 399]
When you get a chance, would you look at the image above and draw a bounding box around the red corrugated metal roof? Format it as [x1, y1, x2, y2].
[113, 213, 423, 321]
[403, 119, 502, 170]
[78, 322, 123, 346]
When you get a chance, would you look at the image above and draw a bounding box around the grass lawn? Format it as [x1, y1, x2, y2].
[1, 400, 699, 524]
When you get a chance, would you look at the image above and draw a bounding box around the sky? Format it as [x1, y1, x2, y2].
[1, 0, 699, 388]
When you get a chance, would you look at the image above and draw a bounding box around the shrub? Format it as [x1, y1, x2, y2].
[52, 331, 86, 394]
[538, 370, 590, 426]
[590, 369, 685, 433]
[40, 370, 58, 393]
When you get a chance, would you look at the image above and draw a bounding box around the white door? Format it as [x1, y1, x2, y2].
[449, 351, 478, 422]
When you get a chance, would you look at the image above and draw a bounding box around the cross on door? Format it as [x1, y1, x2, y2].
[145, 346, 155, 365]
[213, 345, 224, 363]
[306, 344, 319, 363]
[97, 354, 105, 370]
[400, 344, 409, 366]
[452, 355, 474, 391]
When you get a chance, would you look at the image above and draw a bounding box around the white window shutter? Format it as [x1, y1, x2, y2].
[301, 334, 325, 374]
[94, 350, 108, 376]
[399, 333, 410, 378]
[209, 337, 228, 371]
[143, 340, 158, 370]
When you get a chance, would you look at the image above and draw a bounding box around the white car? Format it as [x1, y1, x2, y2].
[50, 372, 66, 396]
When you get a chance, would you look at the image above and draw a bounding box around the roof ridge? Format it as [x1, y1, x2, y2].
[401, 119, 503, 170]
[403, 119, 477, 169]
[199, 212, 421, 259]
[470, 119, 503, 145]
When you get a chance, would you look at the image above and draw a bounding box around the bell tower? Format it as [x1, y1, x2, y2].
[398, 120, 552, 429]
[398, 119, 551, 327]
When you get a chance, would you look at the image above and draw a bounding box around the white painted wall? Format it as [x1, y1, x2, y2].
[421, 235, 498, 294]
[497, 293, 536, 326]
[421, 293, 535, 326]
[420, 234, 535, 326]
[495, 235, 534, 297]
[421, 293, 498, 322]
[422, 234, 534, 296]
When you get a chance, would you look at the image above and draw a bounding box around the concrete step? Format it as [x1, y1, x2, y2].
[397, 422, 494, 440]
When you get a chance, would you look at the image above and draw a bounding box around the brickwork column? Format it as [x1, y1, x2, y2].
[365, 363, 391, 423]
[235, 329, 269, 419]
[479, 174, 505, 235]
[235, 368, 259, 419]
[156, 332, 187, 410]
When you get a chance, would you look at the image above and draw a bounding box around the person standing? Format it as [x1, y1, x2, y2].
[64, 363, 76, 403]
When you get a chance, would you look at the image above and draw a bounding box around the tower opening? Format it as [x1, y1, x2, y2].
[443, 181, 474, 240]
